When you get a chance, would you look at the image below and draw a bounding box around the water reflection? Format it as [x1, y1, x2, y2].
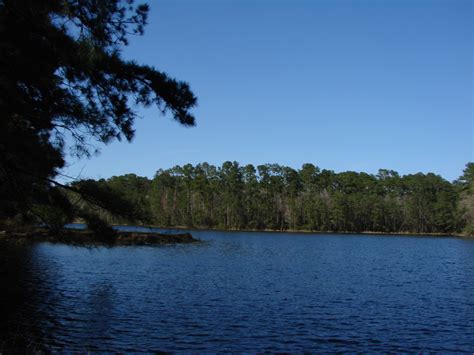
[0, 233, 473, 352]
[0, 242, 57, 352]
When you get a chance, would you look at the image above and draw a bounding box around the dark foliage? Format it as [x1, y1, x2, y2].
[79, 212, 117, 244]
[0, 0, 196, 227]
[95, 162, 471, 235]
[456, 163, 474, 234]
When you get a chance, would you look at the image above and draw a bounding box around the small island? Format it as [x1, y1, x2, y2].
[0, 227, 198, 246]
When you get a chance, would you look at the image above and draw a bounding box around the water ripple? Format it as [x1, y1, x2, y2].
[0, 232, 473, 352]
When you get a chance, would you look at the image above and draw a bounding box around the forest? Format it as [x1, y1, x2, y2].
[1, 1, 471, 239]
[79, 161, 474, 236]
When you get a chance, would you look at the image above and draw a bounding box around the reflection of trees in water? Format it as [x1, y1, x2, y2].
[0, 242, 61, 352]
[82, 281, 116, 349]
[0, 242, 120, 352]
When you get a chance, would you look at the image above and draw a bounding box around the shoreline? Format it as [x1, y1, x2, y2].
[106, 223, 472, 239]
[1, 225, 472, 247]
[0, 228, 199, 246]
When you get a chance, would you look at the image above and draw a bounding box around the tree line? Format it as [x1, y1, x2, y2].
[2, 2, 470, 238]
[84, 162, 474, 235]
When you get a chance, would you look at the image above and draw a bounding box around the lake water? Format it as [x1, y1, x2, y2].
[1, 228, 473, 352]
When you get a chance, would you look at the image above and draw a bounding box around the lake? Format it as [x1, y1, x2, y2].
[0, 228, 473, 352]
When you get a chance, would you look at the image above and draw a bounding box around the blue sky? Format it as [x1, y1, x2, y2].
[63, 0, 472, 182]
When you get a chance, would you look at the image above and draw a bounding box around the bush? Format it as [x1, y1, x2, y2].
[462, 223, 474, 237]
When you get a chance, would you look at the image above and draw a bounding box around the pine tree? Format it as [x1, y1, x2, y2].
[0, 0, 197, 226]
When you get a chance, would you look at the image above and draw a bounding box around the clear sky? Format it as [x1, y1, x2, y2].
[62, 0, 473, 182]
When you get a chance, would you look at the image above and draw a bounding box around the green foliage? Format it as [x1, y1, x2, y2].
[463, 223, 474, 237]
[456, 163, 474, 194]
[88, 162, 468, 235]
[457, 163, 474, 235]
[0, 0, 196, 226]
[30, 188, 75, 233]
[71, 179, 146, 222]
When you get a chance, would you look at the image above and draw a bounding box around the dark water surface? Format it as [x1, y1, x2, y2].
[1, 229, 473, 352]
